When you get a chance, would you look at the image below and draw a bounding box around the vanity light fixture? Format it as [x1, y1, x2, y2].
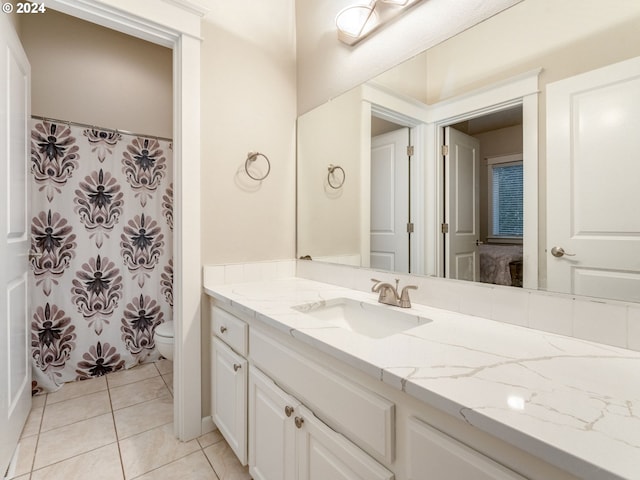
[336, 0, 424, 46]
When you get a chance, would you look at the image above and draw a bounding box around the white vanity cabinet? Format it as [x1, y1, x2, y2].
[407, 417, 527, 480]
[249, 366, 394, 480]
[211, 305, 249, 465]
[207, 296, 559, 480]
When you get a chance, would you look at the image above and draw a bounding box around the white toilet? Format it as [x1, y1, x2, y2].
[155, 320, 174, 361]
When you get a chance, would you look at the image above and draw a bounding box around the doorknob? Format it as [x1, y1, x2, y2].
[475, 240, 484, 246]
[551, 246, 575, 258]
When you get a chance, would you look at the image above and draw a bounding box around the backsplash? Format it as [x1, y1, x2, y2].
[295, 260, 640, 353]
[203, 259, 296, 286]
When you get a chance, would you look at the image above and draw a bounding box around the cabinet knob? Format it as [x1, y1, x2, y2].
[294, 416, 304, 429]
[220, 326, 227, 334]
[233, 363, 241, 372]
[284, 405, 294, 417]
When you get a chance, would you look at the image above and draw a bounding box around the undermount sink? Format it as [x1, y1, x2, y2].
[291, 297, 431, 339]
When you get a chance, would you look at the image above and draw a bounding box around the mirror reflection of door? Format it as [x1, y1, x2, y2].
[370, 119, 411, 273]
[444, 127, 481, 281]
[443, 106, 524, 287]
[547, 57, 640, 302]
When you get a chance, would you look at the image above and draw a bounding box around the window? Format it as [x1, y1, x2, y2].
[487, 155, 523, 240]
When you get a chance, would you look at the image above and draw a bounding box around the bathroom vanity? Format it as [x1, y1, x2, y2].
[205, 277, 640, 480]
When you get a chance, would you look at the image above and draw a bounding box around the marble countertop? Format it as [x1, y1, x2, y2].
[204, 277, 640, 480]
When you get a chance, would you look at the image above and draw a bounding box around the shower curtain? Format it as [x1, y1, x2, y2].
[28, 118, 173, 394]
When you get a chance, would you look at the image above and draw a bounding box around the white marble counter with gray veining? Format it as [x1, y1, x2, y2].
[204, 277, 640, 480]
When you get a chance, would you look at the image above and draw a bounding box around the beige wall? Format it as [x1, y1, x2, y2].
[199, 2, 297, 266]
[19, 9, 172, 138]
[198, 0, 297, 419]
[297, 88, 363, 259]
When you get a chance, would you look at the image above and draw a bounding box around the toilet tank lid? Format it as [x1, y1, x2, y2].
[156, 321, 174, 338]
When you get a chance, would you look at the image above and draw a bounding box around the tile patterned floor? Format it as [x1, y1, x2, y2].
[7, 360, 252, 480]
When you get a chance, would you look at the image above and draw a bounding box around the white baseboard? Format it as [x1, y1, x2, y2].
[201, 415, 216, 435]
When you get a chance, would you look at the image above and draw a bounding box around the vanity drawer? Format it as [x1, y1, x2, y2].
[250, 328, 395, 464]
[212, 305, 248, 356]
[407, 417, 526, 480]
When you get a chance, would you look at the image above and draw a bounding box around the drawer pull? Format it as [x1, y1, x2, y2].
[233, 363, 242, 372]
[294, 416, 304, 429]
[220, 326, 227, 334]
[284, 405, 294, 417]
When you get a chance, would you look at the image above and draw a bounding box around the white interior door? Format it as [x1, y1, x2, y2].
[370, 128, 410, 272]
[444, 127, 481, 281]
[0, 15, 32, 474]
[547, 56, 640, 302]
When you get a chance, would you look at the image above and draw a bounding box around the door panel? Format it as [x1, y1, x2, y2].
[211, 337, 247, 465]
[370, 128, 409, 273]
[297, 405, 393, 480]
[445, 127, 480, 282]
[547, 56, 640, 301]
[0, 13, 31, 474]
[248, 366, 297, 480]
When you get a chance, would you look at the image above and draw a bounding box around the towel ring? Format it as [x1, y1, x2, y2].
[245, 151, 271, 181]
[327, 164, 345, 189]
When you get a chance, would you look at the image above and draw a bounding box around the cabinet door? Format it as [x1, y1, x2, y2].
[296, 405, 394, 480]
[248, 366, 298, 480]
[212, 337, 247, 465]
[407, 417, 526, 480]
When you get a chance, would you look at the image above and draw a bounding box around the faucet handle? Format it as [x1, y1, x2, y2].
[399, 285, 418, 308]
[371, 278, 382, 292]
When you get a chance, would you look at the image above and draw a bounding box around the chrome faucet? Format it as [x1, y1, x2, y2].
[371, 278, 417, 308]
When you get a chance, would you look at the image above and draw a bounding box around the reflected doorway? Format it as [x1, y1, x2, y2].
[442, 105, 524, 287]
[370, 115, 416, 273]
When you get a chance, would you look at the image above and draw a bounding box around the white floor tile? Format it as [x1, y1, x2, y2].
[197, 429, 224, 449]
[132, 450, 218, 480]
[9, 435, 37, 478]
[113, 395, 173, 439]
[154, 359, 173, 375]
[20, 406, 43, 438]
[30, 443, 123, 480]
[33, 414, 117, 470]
[15, 362, 218, 479]
[110, 376, 170, 411]
[119, 423, 199, 479]
[106, 363, 159, 388]
[203, 441, 251, 480]
[41, 390, 111, 432]
[46, 376, 107, 405]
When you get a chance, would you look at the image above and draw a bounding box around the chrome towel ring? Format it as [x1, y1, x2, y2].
[245, 151, 271, 181]
[327, 164, 345, 189]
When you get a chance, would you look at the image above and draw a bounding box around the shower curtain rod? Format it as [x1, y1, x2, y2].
[30, 115, 173, 142]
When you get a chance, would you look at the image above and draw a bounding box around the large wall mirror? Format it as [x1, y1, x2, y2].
[297, 1, 640, 304]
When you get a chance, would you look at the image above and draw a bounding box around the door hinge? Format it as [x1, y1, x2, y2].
[441, 145, 449, 156]
[406, 145, 414, 156]
[441, 223, 449, 234]
[406, 222, 414, 233]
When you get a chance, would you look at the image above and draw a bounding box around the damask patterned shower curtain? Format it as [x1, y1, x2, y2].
[28, 119, 173, 394]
